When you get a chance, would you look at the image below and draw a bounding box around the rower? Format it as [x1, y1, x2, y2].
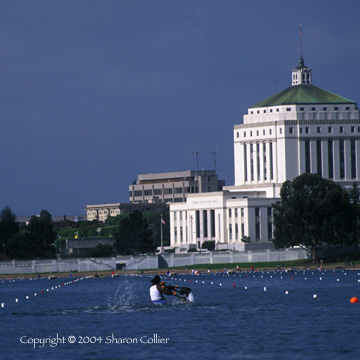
[149, 275, 177, 304]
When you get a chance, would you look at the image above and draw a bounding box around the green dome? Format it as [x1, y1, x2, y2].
[250, 84, 356, 108]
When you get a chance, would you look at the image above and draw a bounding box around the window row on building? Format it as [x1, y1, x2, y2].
[237, 125, 360, 139]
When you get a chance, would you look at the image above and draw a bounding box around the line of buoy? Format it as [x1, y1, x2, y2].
[1, 275, 93, 309]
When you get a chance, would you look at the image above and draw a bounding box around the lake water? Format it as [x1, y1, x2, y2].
[1, 269, 360, 360]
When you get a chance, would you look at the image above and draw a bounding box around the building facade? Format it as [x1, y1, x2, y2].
[129, 170, 225, 204]
[170, 57, 360, 251]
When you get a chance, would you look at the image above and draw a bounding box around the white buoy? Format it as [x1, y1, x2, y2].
[26, 296, 29, 299]
[285, 291, 289, 295]
[313, 294, 317, 298]
[264, 287, 267, 291]
[1, 303, 4, 308]
[15, 299, 18, 302]
[244, 286, 247, 290]
[34, 293, 37, 296]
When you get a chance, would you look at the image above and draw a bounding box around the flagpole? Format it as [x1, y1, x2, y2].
[160, 214, 164, 255]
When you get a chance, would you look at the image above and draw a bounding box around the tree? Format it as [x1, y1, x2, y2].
[22, 210, 57, 258]
[114, 211, 154, 255]
[86, 243, 115, 257]
[0, 206, 19, 259]
[348, 182, 360, 257]
[273, 173, 354, 263]
[143, 210, 170, 248]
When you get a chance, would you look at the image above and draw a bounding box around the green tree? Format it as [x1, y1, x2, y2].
[86, 243, 115, 257]
[24, 210, 57, 258]
[143, 210, 170, 248]
[273, 173, 354, 263]
[0, 206, 19, 259]
[114, 211, 154, 255]
[348, 182, 360, 257]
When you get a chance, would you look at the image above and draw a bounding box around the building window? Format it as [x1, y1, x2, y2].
[195, 211, 200, 238]
[263, 143, 267, 181]
[244, 144, 248, 182]
[323, 107, 327, 111]
[269, 129, 272, 135]
[328, 127, 332, 133]
[300, 107, 304, 111]
[351, 127, 355, 133]
[351, 139, 356, 179]
[316, 140, 322, 176]
[334, 107, 338, 111]
[289, 127, 293, 134]
[255, 222, 260, 241]
[317, 127, 321, 134]
[346, 107, 350, 110]
[312, 107, 316, 111]
[305, 140, 311, 173]
[229, 209, 232, 218]
[257, 142, 260, 181]
[250, 144, 254, 181]
[286, 108, 291, 112]
[340, 126, 344, 133]
[203, 210, 208, 238]
[269, 142, 274, 180]
[339, 140, 345, 179]
[328, 140, 334, 179]
[237, 132, 239, 138]
[235, 208, 238, 217]
[305, 127, 309, 134]
[244, 131, 246, 137]
[300, 128, 303, 134]
[210, 210, 215, 237]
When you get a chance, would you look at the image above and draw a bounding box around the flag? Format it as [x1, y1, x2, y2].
[161, 219, 166, 225]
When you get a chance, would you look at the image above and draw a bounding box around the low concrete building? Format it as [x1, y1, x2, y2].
[66, 238, 115, 255]
[129, 170, 225, 204]
[85, 202, 167, 222]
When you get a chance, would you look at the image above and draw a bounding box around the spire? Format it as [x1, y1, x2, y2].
[292, 25, 312, 86]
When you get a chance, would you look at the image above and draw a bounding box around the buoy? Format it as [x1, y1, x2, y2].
[264, 287, 267, 291]
[350, 297, 359, 303]
[285, 291, 289, 295]
[233, 284, 236, 287]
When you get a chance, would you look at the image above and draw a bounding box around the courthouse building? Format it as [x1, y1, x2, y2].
[170, 56, 360, 251]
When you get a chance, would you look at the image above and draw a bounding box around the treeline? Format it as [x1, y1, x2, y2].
[0, 207, 56, 259]
[0, 207, 170, 260]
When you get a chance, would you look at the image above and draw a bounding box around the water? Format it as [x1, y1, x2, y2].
[1, 270, 360, 359]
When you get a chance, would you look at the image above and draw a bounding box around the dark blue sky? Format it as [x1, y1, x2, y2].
[1, 0, 360, 216]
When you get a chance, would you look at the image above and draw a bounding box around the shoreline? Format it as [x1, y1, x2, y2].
[1, 264, 359, 280]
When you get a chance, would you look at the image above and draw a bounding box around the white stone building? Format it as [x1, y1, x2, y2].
[170, 57, 360, 251]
